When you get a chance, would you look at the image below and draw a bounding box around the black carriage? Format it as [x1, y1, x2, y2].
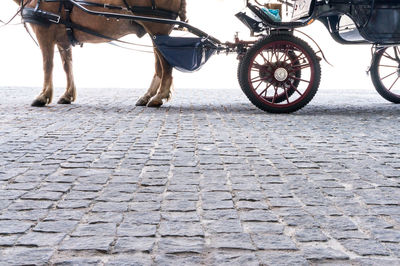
[21, 0, 400, 113]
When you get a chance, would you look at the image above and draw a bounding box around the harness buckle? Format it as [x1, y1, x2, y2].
[35, 9, 61, 24]
[49, 14, 60, 24]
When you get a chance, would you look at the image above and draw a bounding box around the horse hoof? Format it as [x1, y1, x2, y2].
[31, 98, 47, 107]
[135, 98, 148, 106]
[146, 100, 163, 108]
[58, 97, 71, 105]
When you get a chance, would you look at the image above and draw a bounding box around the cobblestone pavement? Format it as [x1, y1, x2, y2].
[0, 86, 400, 265]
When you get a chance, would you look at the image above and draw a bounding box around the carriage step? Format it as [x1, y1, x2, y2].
[338, 29, 364, 42]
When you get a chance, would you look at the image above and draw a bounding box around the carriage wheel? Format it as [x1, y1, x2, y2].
[238, 34, 321, 113]
[370, 47, 400, 103]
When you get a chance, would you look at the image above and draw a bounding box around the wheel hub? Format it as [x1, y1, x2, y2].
[259, 63, 291, 85]
[274, 67, 288, 82]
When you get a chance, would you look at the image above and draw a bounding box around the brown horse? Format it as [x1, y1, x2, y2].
[13, 0, 187, 107]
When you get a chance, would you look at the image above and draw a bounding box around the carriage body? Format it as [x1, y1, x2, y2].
[299, 0, 400, 45]
[241, 0, 400, 45]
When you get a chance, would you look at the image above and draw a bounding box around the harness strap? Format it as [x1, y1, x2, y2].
[43, 0, 178, 19]
[129, 6, 178, 20]
[21, 7, 150, 47]
[34, 0, 42, 11]
[70, 0, 126, 11]
[23, 0, 179, 47]
[63, 19, 129, 44]
[63, 1, 81, 46]
[122, 0, 178, 20]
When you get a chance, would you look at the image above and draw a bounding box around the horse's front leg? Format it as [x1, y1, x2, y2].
[147, 50, 173, 107]
[31, 37, 55, 107]
[136, 74, 161, 106]
[136, 50, 162, 106]
[57, 44, 76, 104]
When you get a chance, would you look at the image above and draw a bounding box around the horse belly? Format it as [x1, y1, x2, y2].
[71, 8, 140, 44]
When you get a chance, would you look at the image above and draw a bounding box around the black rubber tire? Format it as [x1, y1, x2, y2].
[238, 34, 321, 113]
[370, 47, 400, 104]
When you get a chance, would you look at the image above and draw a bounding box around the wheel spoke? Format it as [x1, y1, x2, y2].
[290, 83, 304, 96]
[251, 77, 270, 83]
[260, 52, 270, 64]
[252, 65, 273, 75]
[284, 88, 290, 104]
[289, 76, 310, 83]
[389, 76, 400, 91]
[273, 49, 279, 62]
[275, 47, 283, 62]
[272, 86, 278, 103]
[252, 63, 263, 70]
[258, 53, 275, 69]
[379, 65, 398, 68]
[254, 80, 264, 91]
[251, 63, 272, 82]
[285, 52, 305, 64]
[290, 63, 310, 71]
[278, 48, 289, 62]
[383, 52, 397, 62]
[254, 58, 266, 68]
[282, 49, 290, 63]
[381, 71, 397, 81]
[258, 83, 273, 97]
[268, 50, 273, 62]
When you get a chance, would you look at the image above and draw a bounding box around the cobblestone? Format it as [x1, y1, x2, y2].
[158, 237, 205, 254]
[16, 232, 66, 247]
[114, 237, 156, 253]
[1, 87, 400, 264]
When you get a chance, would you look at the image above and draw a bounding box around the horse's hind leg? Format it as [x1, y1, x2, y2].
[57, 44, 76, 104]
[147, 50, 173, 107]
[136, 50, 162, 106]
[31, 36, 55, 107]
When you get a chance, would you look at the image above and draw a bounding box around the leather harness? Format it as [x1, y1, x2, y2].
[22, 0, 179, 46]
[63, 1, 79, 46]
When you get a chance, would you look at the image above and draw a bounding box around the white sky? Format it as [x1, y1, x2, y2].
[0, 0, 372, 91]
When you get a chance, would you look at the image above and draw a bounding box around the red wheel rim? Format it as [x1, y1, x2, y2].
[247, 40, 315, 108]
[377, 47, 400, 97]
